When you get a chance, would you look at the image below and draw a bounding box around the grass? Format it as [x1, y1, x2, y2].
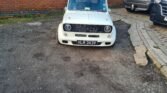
[0, 17, 33, 24]
[0, 11, 64, 25]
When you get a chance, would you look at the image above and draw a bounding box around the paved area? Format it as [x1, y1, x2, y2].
[149, 26, 167, 55]
[0, 14, 167, 93]
[111, 8, 167, 57]
[110, 8, 167, 77]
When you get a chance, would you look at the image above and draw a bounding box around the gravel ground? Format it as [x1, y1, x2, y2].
[0, 17, 167, 93]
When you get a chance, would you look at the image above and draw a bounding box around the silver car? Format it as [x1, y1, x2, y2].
[123, 0, 151, 11]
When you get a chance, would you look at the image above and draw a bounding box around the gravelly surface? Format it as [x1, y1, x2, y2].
[0, 17, 167, 93]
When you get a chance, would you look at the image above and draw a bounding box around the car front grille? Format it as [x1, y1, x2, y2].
[161, 2, 167, 16]
[69, 24, 111, 33]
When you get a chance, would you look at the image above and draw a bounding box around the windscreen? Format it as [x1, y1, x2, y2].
[68, 0, 107, 12]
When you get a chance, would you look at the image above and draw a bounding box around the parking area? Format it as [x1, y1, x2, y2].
[0, 11, 167, 93]
[111, 8, 167, 56]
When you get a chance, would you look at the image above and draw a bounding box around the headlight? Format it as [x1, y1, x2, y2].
[155, 0, 161, 3]
[104, 26, 112, 33]
[63, 24, 72, 31]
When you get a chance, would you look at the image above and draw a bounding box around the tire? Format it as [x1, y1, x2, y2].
[57, 40, 61, 44]
[126, 8, 133, 12]
[126, 8, 131, 12]
[153, 22, 159, 25]
[110, 42, 116, 48]
[57, 34, 61, 44]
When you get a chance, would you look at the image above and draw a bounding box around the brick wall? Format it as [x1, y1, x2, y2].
[0, 0, 123, 12]
[109, 0, 123, 6]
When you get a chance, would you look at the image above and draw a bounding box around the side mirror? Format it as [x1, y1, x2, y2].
[64, 7, 67, 11]
[108, 8, 111, 12]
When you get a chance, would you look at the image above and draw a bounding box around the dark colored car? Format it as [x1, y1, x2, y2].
[123, 0, 151, 12]
[150, 0, 167, 25]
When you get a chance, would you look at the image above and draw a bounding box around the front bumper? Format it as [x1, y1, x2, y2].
[58, 23, 116, 47]
[124, 1, 150, 11]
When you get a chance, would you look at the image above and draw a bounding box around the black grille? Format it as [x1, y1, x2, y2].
[161, 2, 167, 16]
[64, 24, 112, 33]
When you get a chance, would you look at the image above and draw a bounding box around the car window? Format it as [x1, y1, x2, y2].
[68, 0, 107, 12]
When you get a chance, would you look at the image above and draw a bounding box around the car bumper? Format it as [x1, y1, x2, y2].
[58, 24, 116, 47]
[124, 1, 150, 11]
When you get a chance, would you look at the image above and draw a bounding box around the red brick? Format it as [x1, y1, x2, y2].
[0, 0, 122, 12]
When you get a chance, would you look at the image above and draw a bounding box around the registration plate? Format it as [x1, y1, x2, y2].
[77, 40, 97, 45]
[164, 17, 167, 21]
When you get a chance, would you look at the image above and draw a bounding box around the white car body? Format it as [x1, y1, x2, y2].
[58, 0, 116, 47]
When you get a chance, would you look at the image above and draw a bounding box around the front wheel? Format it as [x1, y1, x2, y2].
[126, 8, 133, 12]
[110, 41, 116, 47]
[153, 22, 159, 25]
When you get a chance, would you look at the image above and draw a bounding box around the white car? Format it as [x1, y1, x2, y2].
[58, 0, 116, 47]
